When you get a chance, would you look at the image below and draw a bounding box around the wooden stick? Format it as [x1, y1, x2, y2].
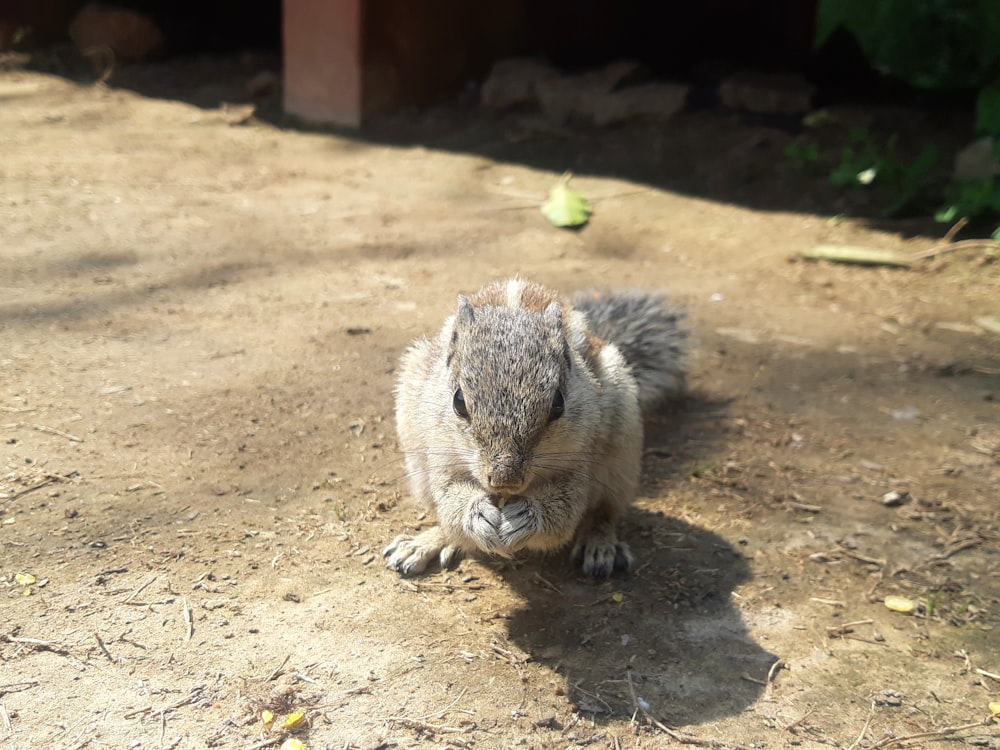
[94, 632, 114, 662]
[0, 680, 40, 696]
[868, 718, 993, 749]
[263, 653, 292, 682]
[942, 217, 968, 244]
[182, 598, 193, 643]
[122, 574, 158, 603]
[32, 423, 83, 442]
[625, 669, 753, 750]
[912, 238, 1000, 262]
[846, 704, 876, 750]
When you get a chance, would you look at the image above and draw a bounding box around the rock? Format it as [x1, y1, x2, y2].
[483, 58, 687, 126]
[881, 490, 909, 507]
[953, 136, 1000, 181]
[535, 60, 642, 124]
[69, 3, 164, 61]
[719, 71, 815, 114]
[590, 82, 689, 126]
[246, 70, 280, 98]
[480, 57, 559, 109]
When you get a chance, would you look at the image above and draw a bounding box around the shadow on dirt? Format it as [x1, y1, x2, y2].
[498, 512, 772, 726]
[14, 51, 967, 232]
[487, 395, 775, 726]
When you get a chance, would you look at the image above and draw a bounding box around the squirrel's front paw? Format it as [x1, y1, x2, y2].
[383, 527, 458, 576]
[572, 536, 634, 577]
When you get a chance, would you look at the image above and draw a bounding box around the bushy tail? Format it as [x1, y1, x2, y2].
[572, 290, 687, 412]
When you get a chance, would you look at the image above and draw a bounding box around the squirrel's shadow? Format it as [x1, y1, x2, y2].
[492, 395, 775, 726]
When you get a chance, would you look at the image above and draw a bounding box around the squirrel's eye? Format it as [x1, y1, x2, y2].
[453, 388, 470, 420]
[549, 389, 565, 422]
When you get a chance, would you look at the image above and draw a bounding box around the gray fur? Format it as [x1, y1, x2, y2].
[571, 289, 687, 411]
[384, 278, 686, 577]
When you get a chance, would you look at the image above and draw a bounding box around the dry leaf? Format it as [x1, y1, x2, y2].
[884, 595, 916, 614]
[280, 709, 306, 730]
[802, 245, 912, 268]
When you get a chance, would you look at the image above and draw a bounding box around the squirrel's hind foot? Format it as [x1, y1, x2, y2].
[383, 528, 459, 576]
[572, 536, 634, 577]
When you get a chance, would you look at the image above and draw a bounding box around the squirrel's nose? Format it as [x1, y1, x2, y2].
[486, 474, 522, 492]
[486, 456, 525, 493]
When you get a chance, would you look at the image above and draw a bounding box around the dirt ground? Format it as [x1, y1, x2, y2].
[1, 57, 999, 750]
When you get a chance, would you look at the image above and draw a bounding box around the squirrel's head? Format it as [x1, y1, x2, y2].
[446, 295, 571, 496]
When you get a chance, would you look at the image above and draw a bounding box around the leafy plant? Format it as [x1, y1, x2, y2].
[936, 178, 1000, 222]
[816, 0, 1000, 91]
[936, 87, 1000, 223]
[783, 141, 821, 169]
[786, 127, 939, 215]
[817, 1, 1000, 223]
[975, 85, 1000, 138]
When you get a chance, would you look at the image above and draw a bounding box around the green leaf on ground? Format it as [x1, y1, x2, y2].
[541, 174, 592, 228]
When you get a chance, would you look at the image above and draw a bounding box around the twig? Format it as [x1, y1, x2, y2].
[532, 573, 564, 594]
[182, 598, 193, 642]
[846, 703, 876, 750]
[942, 217, 969, 244]
[10, 478, 54, 501]
[122, 574, 158, 603]
[263, 653, 292, 682]
[382, 717, 467, 733]
[123, 598, 175, 607]
[94, 632, 114, 662]
[975, 667, 1000, 682]
[244, 738, 282, 750]
[810, 597, 846, 608]
[625, 669, 753, 750]
[841, 550, 887, 567]
[414, 688, 471, 721]
[944, 217, 970, 243]
[827, 619, 875, 637]
[32, 423, 83, 442]
[569, 682, 613, 715]
[3, 635, 73, 656]
[766, 658, 784, 684]
[868, 717, 994, 749]
[784, 707, 814, 731]
[912, 238, 1000, 262]
[930, 538, 982, 561]
[0, 681, 40, 696]
[380, 688, 474, 732]
[157, 685, 205, 713]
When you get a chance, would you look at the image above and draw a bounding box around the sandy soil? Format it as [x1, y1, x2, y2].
[1, 59, 998, 750]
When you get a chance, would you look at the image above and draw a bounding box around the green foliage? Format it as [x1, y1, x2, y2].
[827, 128, 892, 188]
[783, 141, 820, 169]
[816, 0, 1000, 90]
[936, 177, 1000, 222]
[785, 127, 939, 215]
[815, 1, 1000, 223]
[975, 86, 1000, 139]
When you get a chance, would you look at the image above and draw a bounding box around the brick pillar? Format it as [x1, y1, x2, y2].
[283, 0, 362, 128]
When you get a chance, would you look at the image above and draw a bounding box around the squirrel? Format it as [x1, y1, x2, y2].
[383, 277, 686, 577]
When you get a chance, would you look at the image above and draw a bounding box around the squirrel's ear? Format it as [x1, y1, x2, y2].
[457, 295, 475, 327]
[543, 301, 563, 331]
